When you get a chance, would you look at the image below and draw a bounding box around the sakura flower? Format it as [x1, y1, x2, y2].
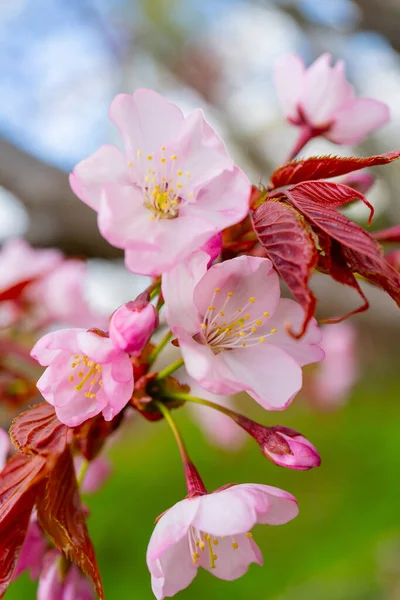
[274, 53, 389, 145]
[13, 514, 47, 581]
[163, 252, 324, 411]
[0, 238, 62, 299]
[70, 89, 250, 275]
[31, 328, 134, 427]
[147, 483, 298, 599]
[310, 323, 358, 409]
[109, 293, 158, 354]
[0, 428, 10, 470]
[38, 550, 94, 600]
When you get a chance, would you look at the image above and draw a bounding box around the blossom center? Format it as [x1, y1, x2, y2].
[188, 527, 254, 568]
[68, 354, 102, 399]
[198, 289, 277, 353]
[132, 149, 193, 220]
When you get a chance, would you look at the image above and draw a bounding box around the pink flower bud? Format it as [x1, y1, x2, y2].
[109, 292, 158, 354]
[259, 426, 321, 470]
[237, 417, 320, 470]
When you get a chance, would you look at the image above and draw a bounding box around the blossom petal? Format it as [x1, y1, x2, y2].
[199, 534, 263, 580]
[149, 535, 198, 600]
[100, 359, 133, 421]
[274, 53, 305, 122]
[31, 329, 82, 365]
[222, 345, 302, 410]
[76, 331, 119, 364]
[109, 90, 184, 160]
[69, 145, 129, 210]
[327, 98, 390, 145]
[265, 298, 324, 366]
[237, 484, 299, 525]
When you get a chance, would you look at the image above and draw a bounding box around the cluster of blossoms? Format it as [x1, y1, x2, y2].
[0, 52, 399, 600]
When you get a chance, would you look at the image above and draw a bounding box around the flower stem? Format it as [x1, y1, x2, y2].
[155, 400, 206, 496]
[155, 358, 184, 380]
[77, 459, 89, 488]
[286, 126, 314, 162]
[148, 330, 173, 365]
[167, 392, 241, 423]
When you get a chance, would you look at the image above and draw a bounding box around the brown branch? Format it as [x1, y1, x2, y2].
[0, 137, 121, 258]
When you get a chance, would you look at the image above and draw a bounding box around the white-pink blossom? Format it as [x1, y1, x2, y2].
[163, 252, 323, 411]
[70, 89, 250, 276]
[274, 53, 389, 145]
[147, 483, 298, 599]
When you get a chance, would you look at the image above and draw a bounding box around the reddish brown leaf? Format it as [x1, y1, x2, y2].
[286, 188, 400, 307]
[37, 449, 104, 599]
[269, 150, 400, 190]
[74, 412, 124, 461]
[373, 225, 400, 243]
[10, 403, 72, 458]
[287, 181, 374, 223]
[0, 279, 35, 302]
[0, 454, 47, 597]
[251, 199, 318, 337]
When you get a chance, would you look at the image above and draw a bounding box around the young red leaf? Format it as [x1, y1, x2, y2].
[251, 199, 318, 337]
[269, 150, 400, 190]
[0, 454, 47, 597]
[373, 224, 400, 243]
[36, 448, 104, 599]
[287, 181, 374, 223]
[286, 188, 400, 307]
[10, 402, 72, 458]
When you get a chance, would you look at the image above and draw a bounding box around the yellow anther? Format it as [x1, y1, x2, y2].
[207, 306, 215, 311]
[259, 336, 265, 343]
[186, 171, 191, 178]
[176, 183, 182, 189]
[232, 542, 239, 549]
[256, 320, 262, 326]
[239, 331, 246, 336]
[227, 292, 233, 297]
[246, 532, 253, 538]
[161, 157, 166, 163]
[77, 371, 83, 378]
[249, 297, 256, 303]
[200, 323, 207, 330]
[245, 314, 250, 319]
[87, 361, 94, 367]
[213, 539, 219, 545]
[162, 177, 166, 181]
[188, 191, 194, 197]
[147, 155, 153, 160]
[204, 534, 211, 540]
[171, 154, 177, 160]
[177, 170, 183, 176]
[161, 146, 166, 151]
[270, 328, 277, 333]
[237, 308, 242, 313]
[69, 375, 74, 382]
[215, 288, 221, 293]
[127, 160, 132, 168]
[71, 362, 78, 368]
[251, 326, 256, 333]
[220, 311, 225, 317]
[99, 380, 103, 386]
[90, 379, 97, 386]
[263, 312, 270, 317]
[199, 541, 205, 551]
[241, 342, 247, 347]
[137, 149, 142, 157]
[144, 175, 150, 182]
[212, 553, 217, 560]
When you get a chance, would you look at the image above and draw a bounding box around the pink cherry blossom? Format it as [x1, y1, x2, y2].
[274, 53, 389, 145]
[28, 259, 106, 329]
[0, 238, 62, 298]
[310, 323, 358, 409]
[162, 252, 324, 411]
[13, 513, 47, 581]
[0, 428, 10, 470]
[70, 89, 250, 276]
[109, 293, 158, 354]
[38, 550, 94, 600]
[147, 483, 298, 599]
[74, 455, 113, 494]
[31, 328, 134, 427]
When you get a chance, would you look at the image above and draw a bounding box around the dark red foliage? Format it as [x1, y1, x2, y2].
[269, 150, 400, 190]
[251, 199, 318, 337]
[0, 404, 105, 598]
[36, 449, 103, 598]
[0, 454, 47, 598]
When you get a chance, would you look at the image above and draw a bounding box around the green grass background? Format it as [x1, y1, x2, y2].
[7, 363, 400, 600]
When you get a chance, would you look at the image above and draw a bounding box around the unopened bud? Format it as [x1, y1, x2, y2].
[109, 292, 158, 354]
[238, 417, 320, 470]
